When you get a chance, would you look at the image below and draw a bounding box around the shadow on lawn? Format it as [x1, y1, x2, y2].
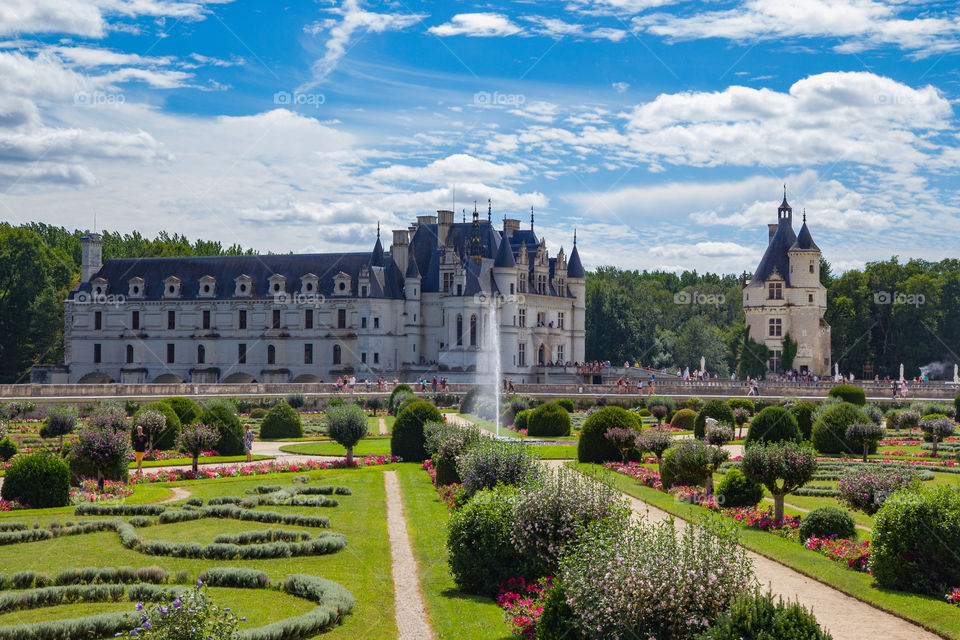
[439, 589, 514, 640]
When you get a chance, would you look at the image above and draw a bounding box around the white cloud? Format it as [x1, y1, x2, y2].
[634, 0, 960, 57]
[526, 17, 628, 41]
[612, 82, 629, 94]
[428, 13, 522, 37]
[368, 153, 526, 184]
[53, 45, 173, 67]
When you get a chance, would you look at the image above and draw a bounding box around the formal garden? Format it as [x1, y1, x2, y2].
[0, 383, 958, 638]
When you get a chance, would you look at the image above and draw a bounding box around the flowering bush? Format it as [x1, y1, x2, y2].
[71, 478, 134, 504]
[130, 455, 397, 484]
[497, 576, 552, 639]
[845, 423, 884, 462]
[425, 421, 481, 485]
[637, 428, 672, 476]
[723, 505, 800, 539]
[560, 517, 753, 639]
[732, 408, 750, 438]
[602, 461, 662, 490]
[73, 421, 132, 491]
[132, 579, 243, 639]
[740, 441, 817, 522]
[604, 427, 638, 462]
[705, 424, 734, 447]
[947, 588, 960, 606]
[176, 424, 220, 473]
[0, 498, 24, 512]
[837, 464, 920, 514]
[805, 536, 870, 571]
[456, 438, 541, 497]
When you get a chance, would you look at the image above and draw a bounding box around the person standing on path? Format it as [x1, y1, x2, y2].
[243, 425, 255, 462]
[132, 426, 148, 475]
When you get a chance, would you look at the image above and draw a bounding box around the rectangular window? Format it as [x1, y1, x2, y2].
[557, 312, 565, 329]
[373, 317, 380, 329]
[442, 272, 454, 292]
[769, 318, 782, 337]
[338, 309, 346, 329]
[131, 311, 140, 330]
[373, 352, 380, 364]
[304, 344, 313, 364]
[93, 343, 101, 363]
[94, 311, 102, 330]
[238, 310, 247, 329]
[808, 293, 814, 303]
[202, 310, 211, 329]
[809, 262, 815, 273]
[272, 309, 281, 329]
[768, 282, 783, 300]
[519, 308, 526, 327]
[769, 349, 782, 372]
[166, 343, 175, 363]
[305, 309, 313, 329]
[361, 352, 367, 364]
[518, 342, 526, 367]
[510, 283, 515, 295]
[167, 310, 175, 330]
[361, 317, 367, 329]
[457, 284, 463, 296]
[557, 344, 564, 362]
[238, 343, 247, 364]
[361, 285, 367, 297]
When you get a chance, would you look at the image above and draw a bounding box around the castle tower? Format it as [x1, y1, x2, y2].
[567, 232, 586, 363]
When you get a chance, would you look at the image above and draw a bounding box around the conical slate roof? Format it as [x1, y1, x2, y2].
[494, 234, 516, 268]
[567, 245, 585, 279]
[790, 220, 820, 252]
[405, 253, 421, 278]
[751, 219, 797, 286]
[370, 235, 385, 267]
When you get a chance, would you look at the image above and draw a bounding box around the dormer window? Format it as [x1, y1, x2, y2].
[268, 274, 287, 297]
[91, 277, 108, 298]
[768, 281, 783, 300]
[300, 273, 319, 295]
[234, 274, 253, 297]
[198, 275, 216, 298]
[163, 276, 182, 299]
[333, 271, 352, 297]
[127, 277, 144, 299]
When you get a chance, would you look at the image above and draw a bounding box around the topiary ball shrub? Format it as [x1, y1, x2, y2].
[797, 506, 856, 542]
[249, 407, 267, 419]
[132, 402, 181, 450]
[715, 468, 764, 508]
[669, 408, 697, 430]
[199, 403, 244, 456]
[577, 406, 640, 463]
[694, 400, 735, 439]
[388, 383, 414, 416]
[527, 402, 572, 437]
[744, 406, 801, 446]
[696, 590, 832, 640]
[447, 486, 528, 596]
[810, 403, 872, 455]
[285, 392, 307, 409]
[162, 397, 202, 426]
[789, 402, 817, 440]
[0, 437, 17, 461]
[258, 403, 303, 440]
[871, 485, 960, 594]
[391, 400, 442, 462]
[827, 384, 866, 406]
[326, 404, 368, 465]
[513, 409, 529, 431]
[1, 452, 70, 508]
[659, 439, 715, 489]
[555, 398, 574, 413]
[726, 398, 755, 414]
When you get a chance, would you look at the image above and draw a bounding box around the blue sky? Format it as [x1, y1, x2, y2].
[0, 0, 958, 274]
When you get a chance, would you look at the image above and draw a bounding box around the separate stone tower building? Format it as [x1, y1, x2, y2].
[742, 192, 831, 376]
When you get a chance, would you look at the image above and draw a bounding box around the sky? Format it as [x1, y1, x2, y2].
[0, 0, 958, 275]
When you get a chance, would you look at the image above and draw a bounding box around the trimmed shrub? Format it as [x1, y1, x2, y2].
[456, 438, 542, 497]
[684, 397, 705, 413]
[200, 403, 245, 455]
[555, 398, 574, 413]
[0, 438, 16, 462]
[726, 398, 755, 414]
[955, 393, 960, 423]
[460, 386, 484, 415]
[391, 400, 442, 462]
[845, 423, 884, 461]
[259, 403, 303, 439]
[741, 441, 817, 522]
[395, 393, 420, 417]
[199, 567, 271, 589]
[577, 406, 640, 463]
[249, 407, 268, 419]
[715, 468, 764, 508]
[40, 406, 76, 445]
[1, 452, 70, 508]
[790, 402, 817, 440]
[513, 409, 529, 431]
[811, 403, 872, 455]
[388, 383, 414, 415]
[697, 590, 832, 640]
[162, 397, 202, 426]
[871, 485, 960, 594]
[536, 582, 582, 640]
[828, 384, 866, 406]
[669, 408, 697, 430]
[797, 506, 856, 542]
[660, 439, 716, 489]
[862, 403, 884, 425]
[920, 416, 956, 455]
[132, 402, 181, 450]
[425, 421, 481, 486]
[285, 392, 307, 409]
[745, 406, 801, 446]
[447, 485, 527, 596]
[527, 402, 572, 437]
[694, 400, 735, 439]
[326, 404, 367, 464]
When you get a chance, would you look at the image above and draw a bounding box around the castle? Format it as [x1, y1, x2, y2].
[56, 205, 585, 384]
[742, 193, 831, 376]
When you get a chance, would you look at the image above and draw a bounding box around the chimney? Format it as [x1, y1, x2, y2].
[503, 218, 521, 238]
[437, 209, 453, 245]
[768, 224, 778, 244]
[391, 229, 409, 271]
[80, 233, 103, 282]
[416, 214, 437, 227]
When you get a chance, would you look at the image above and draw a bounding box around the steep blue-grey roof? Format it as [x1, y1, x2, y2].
[405, 253, 421, 278]
[567, 246, 585, 279]
[370, 236, 385, 267]
[791, 220, 820, 252]
[751, 219, 797, 286]
[494, 232, 517, 268]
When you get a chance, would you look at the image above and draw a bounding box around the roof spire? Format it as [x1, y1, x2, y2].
[376, 221, 380, 238]
[573, 229, 577, 247]
[784, 183, 786, 200]
[530, 206, 535, 231]
[803, 209, 806, 223]
[487, 198, 491, 222]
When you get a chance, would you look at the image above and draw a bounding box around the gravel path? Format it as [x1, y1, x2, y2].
[379, 418, 388, 436]
[158, 486, 191, 503]
[383, 470, 434, 640]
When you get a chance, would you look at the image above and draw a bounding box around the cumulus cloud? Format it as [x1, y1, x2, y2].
[428, 13, 522, 37]
[368, 153, 526, 184]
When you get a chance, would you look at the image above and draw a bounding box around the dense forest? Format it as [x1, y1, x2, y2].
[1, 221, 958, 383]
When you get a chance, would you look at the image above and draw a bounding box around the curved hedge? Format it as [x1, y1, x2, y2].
[162, 397, 202, 427]
[811, 403, 872, 455]
[726, 398, 755, 414]
[132, 402, 181, 450]
[391, 400, 442, 462]
[669, 408, 697, 430]
[789, 402, 817, 440]
[0, 453, 70, 508]
[693, 399, 735, 439]
[200, 403, 245, 455]
[828, 384, 866, 406]
[577, 406, 640, 463]
[555, 398, 574, 413]
[526, 402, 571, 437]
[744, 406, 801, 446]
[798, 506, 856, 542]
[259, 403, 304, 440]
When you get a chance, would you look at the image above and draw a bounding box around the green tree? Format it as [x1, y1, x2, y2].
[780, 333, 797, 372]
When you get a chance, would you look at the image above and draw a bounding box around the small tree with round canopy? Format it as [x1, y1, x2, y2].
[741, 441, 817, 523]
[327, 404, 368, 465]
[638, 428, 672, 477]
[845, 423, 884, 462]
[177, 423, 220, 473]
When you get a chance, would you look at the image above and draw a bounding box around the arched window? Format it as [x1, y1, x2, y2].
[456, 315, 463, 346]
[197, 344, 206, 364]
[469, 314, 478, 346]
[126, 344, 134, 364]
[333, 344, 342, 365]
[267, 345, 276, 365]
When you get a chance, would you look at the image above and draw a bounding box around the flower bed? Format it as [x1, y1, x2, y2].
[131, 455, 398, 484]
[601, 461, 662, 490]
[421, 460, 463, 510]
[70, 479, 135, 504]
[804, 536, 870, 571]
[496, 576, 551, 639]
[0, 498, 24, 512]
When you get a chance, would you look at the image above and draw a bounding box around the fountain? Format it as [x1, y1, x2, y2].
[483, 299, 502, 437]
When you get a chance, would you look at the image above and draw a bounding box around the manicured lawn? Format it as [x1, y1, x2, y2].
[280, 437, 392, 457]
[569, 462, 960, 640]
[0, 466, 401, 639]
[396, 465, 512, 640]
[130, 454, 271, 469]
[531, 444, 577, 459]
